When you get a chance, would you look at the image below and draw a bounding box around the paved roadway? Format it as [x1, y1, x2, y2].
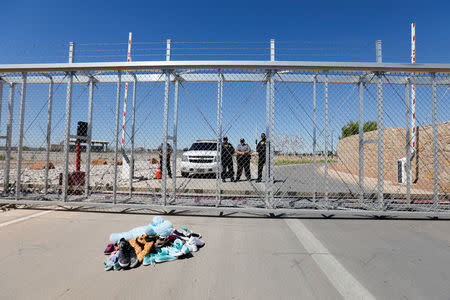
[273, 163, 360, 194]
[1, 209, 450, 299]
[173, 163, 421, 197]
[157, 162, 357, 195]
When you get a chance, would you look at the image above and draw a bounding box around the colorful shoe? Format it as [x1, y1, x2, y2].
[179, 228, 202, 238]
[158, 246, 180, 257]
[143, 253, 158, 266]
[173, 244, 190, 257]
[166, 238, 189, 257]
[104, 243, 116, 255]
[104, 249, 120, 271]
[114, 262, 122, 271]
[154, 254, 177, 263]
[103, 261, 114, 271]
[171, 239, 184, 250]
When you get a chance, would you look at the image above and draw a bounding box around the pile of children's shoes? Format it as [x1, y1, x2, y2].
[103, 216, 205, 271]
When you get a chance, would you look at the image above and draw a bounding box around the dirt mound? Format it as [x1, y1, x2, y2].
[109, 160, 123, 165]
[29, 161, 55, 170]
[92, 159, 107, 165]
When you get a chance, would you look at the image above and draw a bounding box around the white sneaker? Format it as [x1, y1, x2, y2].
[186, 243, 198, 252]
[188, 236, 205, 247]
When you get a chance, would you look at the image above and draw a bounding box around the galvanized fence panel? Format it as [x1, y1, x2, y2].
[0, 63, 448, 217]
[221, 71, 267, 208]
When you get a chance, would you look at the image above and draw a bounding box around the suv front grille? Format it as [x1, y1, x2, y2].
[189, 156, 214, 163]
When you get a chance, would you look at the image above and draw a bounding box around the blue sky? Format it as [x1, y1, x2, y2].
[1, 0, 450, 63]
[0, 0, 449, 151]
[0, 0, 445, 45]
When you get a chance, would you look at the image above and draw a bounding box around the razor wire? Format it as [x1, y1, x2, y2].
[2, 40, 450, 64]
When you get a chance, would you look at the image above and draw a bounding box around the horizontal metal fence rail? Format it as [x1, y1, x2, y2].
[1, 60, 450, 72]
[2, 73, 450, 85]
[0, 60, 449, 218]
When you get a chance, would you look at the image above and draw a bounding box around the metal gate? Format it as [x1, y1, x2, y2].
[0, 59, 448, 217]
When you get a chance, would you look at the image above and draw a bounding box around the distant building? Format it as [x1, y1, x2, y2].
[58, 139, 109, 152]
[50, 144, 61, 151]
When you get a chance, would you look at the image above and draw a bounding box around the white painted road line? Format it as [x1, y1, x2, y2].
[0, 210, 53, 228]
[285, 219, 376, 300]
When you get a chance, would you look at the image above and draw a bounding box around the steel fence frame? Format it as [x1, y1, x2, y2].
[0, 60, 449, 218]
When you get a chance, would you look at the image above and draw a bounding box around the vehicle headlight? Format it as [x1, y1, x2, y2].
[182, 155, 188, 162]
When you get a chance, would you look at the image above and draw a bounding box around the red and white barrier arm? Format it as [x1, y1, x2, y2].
[121, 32, 132, 149]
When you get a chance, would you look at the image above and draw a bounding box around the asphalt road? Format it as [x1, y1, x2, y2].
[163, 162, 356, 196]
[1, 209, 449, 299]
[273, 163, 360, 194]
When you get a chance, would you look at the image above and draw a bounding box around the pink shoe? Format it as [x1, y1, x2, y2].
[104, 243, 116, 255]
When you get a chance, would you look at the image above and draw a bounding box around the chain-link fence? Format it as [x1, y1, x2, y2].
[0, 62, 449, 217]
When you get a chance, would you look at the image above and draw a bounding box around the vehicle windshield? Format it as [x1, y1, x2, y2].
[189, 142, 217, 151]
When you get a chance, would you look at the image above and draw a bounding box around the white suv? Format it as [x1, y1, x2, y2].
[180, 140, 219, 177]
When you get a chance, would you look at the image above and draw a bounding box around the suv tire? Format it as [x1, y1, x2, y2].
[181, 172, 189, 178]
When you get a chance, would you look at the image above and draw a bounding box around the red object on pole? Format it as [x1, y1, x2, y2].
[76, 142, 81, 172]
[58, 140, 85, 194]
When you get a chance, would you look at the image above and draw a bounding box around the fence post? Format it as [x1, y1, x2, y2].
[405, 79, 411, 204]
[163, 43, 172, 205]
[85, 78, 95, 196]
[15, 73, 27, 200]
[270, 73, 275, 206]
[266, 39, 276, 208]
[358, 80, 364, 203]
[3, 83, 15, 195]
[270, 39, 275, 61]
[130, 75, 137, 197]
[312, 74, 317, 204]
[113, 71, 122, 204]
[166, 39, 171, 61]
[162, 70, 170, 205]
[0, 81, 2, 189]
[265, 70, 274, 208]
[216, 71, 223, 206]
[44, 77, 54, 195]
[377, 72, 384, 209]
[270, 41, 275, 207]
[376, 40, 382, 63]
[172, 77, 179, 202]
[68, 42, 75, 63]
[62, 72, 74, 202]
[324, 71, 329, 203]
[431, 73, 438, 207]
[0, 81, 3, 133]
